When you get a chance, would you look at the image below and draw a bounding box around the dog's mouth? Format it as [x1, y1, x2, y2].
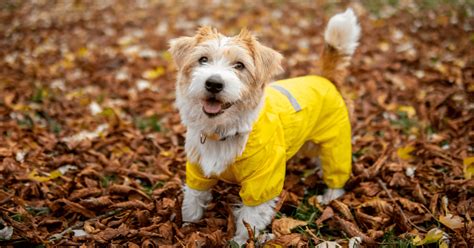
[202, 97, 233, 117]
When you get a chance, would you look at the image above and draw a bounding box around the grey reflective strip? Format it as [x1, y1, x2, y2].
[271, 85, 302, 112]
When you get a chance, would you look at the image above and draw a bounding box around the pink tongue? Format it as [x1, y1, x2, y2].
[203, 101, 222, 114]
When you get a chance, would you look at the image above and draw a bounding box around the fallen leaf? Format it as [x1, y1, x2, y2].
[397, 145, 416, 160]
[28, 169, 62, 182]
[348, 237, 362, 248]
[412, 228, 449, 247]
[330, 200, 355, 221]
[272, 217, 306, 237]
[333, 216, 375, 244]
[463, 156, 474, 179]
[264, 233, 304, 247]
[439, 213, 464, 230]
[315, 241, 341, 248]
[0, 225, 13, 240]
[143, 67, 165, 79]
[396, 197, 425, 214]
[58, 198, 96, 218]
[73, 229, 88, 237]
[315, 206, 334, 226]
[398, 105, 416, 118]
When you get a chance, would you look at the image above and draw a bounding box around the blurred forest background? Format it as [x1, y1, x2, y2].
[0, 0, 473, 247]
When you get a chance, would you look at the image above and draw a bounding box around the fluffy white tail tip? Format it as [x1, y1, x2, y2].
[324, 8, 361, 55]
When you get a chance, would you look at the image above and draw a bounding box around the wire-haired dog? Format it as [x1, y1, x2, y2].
[169, 8, 361, 244]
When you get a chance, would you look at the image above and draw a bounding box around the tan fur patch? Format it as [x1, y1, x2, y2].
[196, 26, 220, 43]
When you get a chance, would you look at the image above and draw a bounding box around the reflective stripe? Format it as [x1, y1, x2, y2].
[271, 85, 302, 112]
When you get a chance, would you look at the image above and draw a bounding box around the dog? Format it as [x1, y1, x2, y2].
[169, 8, 360, 244]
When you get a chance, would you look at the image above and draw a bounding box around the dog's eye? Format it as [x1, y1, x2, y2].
[198, 56, 208, 65]
[234, 62, 245, 70]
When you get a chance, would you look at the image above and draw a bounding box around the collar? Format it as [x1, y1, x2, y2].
[200, 132, 240, 144]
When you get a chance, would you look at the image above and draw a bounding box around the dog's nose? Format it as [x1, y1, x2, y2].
[205, 75, 224, 94]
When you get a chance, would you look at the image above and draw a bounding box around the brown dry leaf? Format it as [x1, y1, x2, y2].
[439, 213, 464, 230]
[354, 210, 386, 229]
[70, 188, 102, 201]
[95, 225, 129, 241]
[0, 147, 12, 157]
[264, 233, 305, 247]
[330, 200, 355, 221]
[333, 216, 375, 244]
[307, 195, 324, 212]
[110, 200, 152, 210]
[272, 217, 307, 237]
[108, 184, 150, 200]
[80, 196, 114, 209]
[315, 206, 334, 226]
[58, 198, 96, 218]
[186, 232, 207, 248]
[396, 197, 425, 214]
[243, 220, 255, 248]
[84, 221, 101, 234]
[358, 198, 393, 215]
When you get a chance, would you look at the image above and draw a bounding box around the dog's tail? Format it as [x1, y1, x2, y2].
[319, 8, 361, 85]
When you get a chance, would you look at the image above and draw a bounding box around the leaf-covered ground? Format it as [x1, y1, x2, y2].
[0, 1, 473, 247]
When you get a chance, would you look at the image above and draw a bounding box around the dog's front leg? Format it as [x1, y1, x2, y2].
[182, 185, 212, 223]
[232, 198, 277, 245]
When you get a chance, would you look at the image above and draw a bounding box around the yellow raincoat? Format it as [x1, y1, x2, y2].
[186, 75, 352, 206]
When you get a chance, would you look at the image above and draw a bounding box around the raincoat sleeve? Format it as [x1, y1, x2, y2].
[186, 161, 218, 191]
[238, 145, 287, 206]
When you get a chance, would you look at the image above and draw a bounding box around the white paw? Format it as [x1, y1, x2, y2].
[232, 198, 277, 246]
[257, 232, 275, 244]
[182, 185, 212, 223]
[231, 235, 248, 247]
[317, 188, 345, 205]
[231, 230, 275, 246]
[182, 203, 205, 223]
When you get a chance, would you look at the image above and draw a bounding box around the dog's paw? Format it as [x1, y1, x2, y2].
[317, 188, 345, 205]
[231, 235, 248, 247]
[231, 232, 274, 246]
[257, 232, 275, 244]
[182, 186, 212, 223]
[182, 204, 204, 223]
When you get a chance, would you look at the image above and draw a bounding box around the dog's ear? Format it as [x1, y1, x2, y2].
[168, 36, 195, 69]
[236, 28, 284, 84]
[254, 43, 284, 84]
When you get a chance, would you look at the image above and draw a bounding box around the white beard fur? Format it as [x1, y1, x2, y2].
[178, 95, 264, 177]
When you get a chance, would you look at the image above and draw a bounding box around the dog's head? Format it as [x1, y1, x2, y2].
[169, 26, 283, 128]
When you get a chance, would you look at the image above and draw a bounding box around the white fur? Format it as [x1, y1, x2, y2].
[182, 185, 213, 222]
[184, 98, 263, 176]
[233, 198, 278, 245]
[317, 188, 346, 205]
[324, 8, 361, 55]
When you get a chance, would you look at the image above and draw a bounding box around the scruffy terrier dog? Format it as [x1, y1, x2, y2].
[169, 9, 360, 244]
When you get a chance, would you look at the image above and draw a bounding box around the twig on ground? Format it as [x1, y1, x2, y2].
[376, 178, 426, 232]
[47, 208, 123, 243]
